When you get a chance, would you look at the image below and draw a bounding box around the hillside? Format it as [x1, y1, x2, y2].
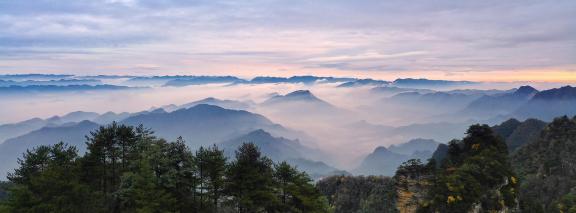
[511, 116, 576, 212]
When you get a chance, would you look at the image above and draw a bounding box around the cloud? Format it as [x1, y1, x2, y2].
[305, 51, 429, 63]
[0, 0, 574, 77]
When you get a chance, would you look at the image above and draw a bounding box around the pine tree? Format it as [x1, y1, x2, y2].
[225, 143, 279, 212]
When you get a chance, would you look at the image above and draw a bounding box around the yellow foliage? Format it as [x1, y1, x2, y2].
[447, 195, 457, 204]
[511, 176, 517, 184]
[472, 143, 480, 150]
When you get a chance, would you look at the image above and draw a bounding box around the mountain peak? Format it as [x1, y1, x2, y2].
[246, 129, 272, 138]
[514, 86, 538, 95]
[373, 146, 392, 154]
[533, 85, 576, 101]
[285, 90, 313, 97]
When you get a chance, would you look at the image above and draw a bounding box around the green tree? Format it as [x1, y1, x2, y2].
[274, 161, 329, 213]
[196, 145, 227, 212]
[225, 143, 279, 212]
[4, 143, 100, 213]
[82, 122, 137, 207]
[419, 124, 518, 213]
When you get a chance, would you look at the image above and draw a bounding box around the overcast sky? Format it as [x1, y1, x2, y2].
[0, 0, 575, 81]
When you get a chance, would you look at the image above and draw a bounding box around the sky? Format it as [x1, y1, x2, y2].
[0, 0, 575, 82]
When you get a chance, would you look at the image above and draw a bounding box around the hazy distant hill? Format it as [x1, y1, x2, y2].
[462, 86, 538, 117]
[0, 79, 102, 87]
[0, 118, 50, 144]
[392, 78, 476, 88]
[354, 146, 408, 176]
[370, 86, 434, 97]
[248, 76, 354, 84]
[162, 76, 243, 87]
[220, 129, 309, 161]
[285, 158, 350, 180]
[337, 79, 389, 87]
[263, 90, 333, 107]
[512, 86, 576, 121]
[492, 118, 547, 152]
[432, 117, 548, 163]
[178, 97, 253, 111]
[92, 112, 132, 124]
[354, 139, 439, 176]
[0, 111, 106, 143]
[388, 138, 440, 155]
[387, 91, 480, 111]
[0, 85, 133, 95]
[0, 121, 99, 179]
[220, 129, 342, 179]
[122, 104, 293, 149]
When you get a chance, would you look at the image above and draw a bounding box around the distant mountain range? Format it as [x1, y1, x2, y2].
[0, 120, 100, 178]
[219, 129, 343, 179]
[354, 138, 440, 176]
[122, 104, 296, 149]
[492, 118, 547, 152]
[387, 91, 481, 112]
[0, 85, 134, 95]
[511, 86, 576, 121]
[0, 79, 102, 87]
[391, 78, 477, 88]
[175, 97, 253, 111]
[162, 76, 244, 87]
[263, 90, 333, 107]
[461, 86, 538, 118]
[337, 79, 389, 87]
[0, 111, 134, 143]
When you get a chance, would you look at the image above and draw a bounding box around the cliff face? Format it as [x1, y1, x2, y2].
[395, 175, 431, 213]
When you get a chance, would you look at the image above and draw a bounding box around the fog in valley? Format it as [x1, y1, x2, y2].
[1, 77, 571, 170]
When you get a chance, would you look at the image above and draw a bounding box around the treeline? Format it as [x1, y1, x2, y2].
[392, 117, 576, 213]
[0, 123, 329, 213]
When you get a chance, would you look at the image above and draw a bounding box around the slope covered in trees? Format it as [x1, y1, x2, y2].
[418, 125, 518, 212]
[0, 123, 329, 213]
[511, 116, 576, 212]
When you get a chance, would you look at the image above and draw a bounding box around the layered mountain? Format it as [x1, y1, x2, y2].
[122, 104, 292, 149]
[248, 76, 354, 84]
[177, 97, 252, 111]
[354, 146, 408, 176]
[0, 118, 50, 143]
[0, 121, 100, 178]
[220, 129, 309, 161]
[0, 85, 132, 95]
[337, 79, 389, 88]
[262, 90, 333, 107]
[370, 86, 433, 97]
[492, 118, 547, 152]
[354, 139, 439, 176]
[461, 86, 538, 117]
[284, 158, 350, 180]
[92, 112, 132, 124]
[220, 129, 340, 179]
[0, 111, 111, 143]
[162, 76, 243, 87]
[0, 79, 102, 87]
[432, 118, 548, 163]
[512, 86, 576, 121]
[388, 138, 440, 155]
[387, 91, 480, 110]
[392, 78, 476, 88]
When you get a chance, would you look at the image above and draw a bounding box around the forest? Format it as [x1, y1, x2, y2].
[0, 123, 328, 213]
[2, 116, 576, 213]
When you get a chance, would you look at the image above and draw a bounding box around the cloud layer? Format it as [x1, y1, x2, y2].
[0, 0, 575, 80]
